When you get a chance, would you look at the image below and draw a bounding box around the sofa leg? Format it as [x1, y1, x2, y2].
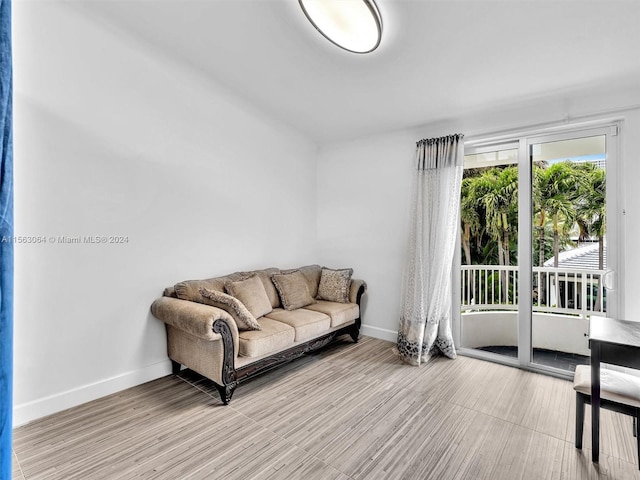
[171, 360, 182, 375]
[215, 382, 237, 405]
[349, 322, 360, 343]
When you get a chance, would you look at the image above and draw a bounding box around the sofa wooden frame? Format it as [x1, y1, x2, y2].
[171, 283, 366, 405]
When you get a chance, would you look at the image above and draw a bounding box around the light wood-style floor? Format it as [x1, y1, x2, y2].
[12, 336, 640, 479]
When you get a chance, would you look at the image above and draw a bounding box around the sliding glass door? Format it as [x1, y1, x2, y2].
[459, 144, 520, 363]
[455, 124, 619, 375]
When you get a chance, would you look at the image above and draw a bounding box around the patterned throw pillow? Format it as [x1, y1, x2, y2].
[224, 274, 273, 319]
[199, 287, 261, 331]
[271, 270, 315, 311]
[317, 267, 353, 303]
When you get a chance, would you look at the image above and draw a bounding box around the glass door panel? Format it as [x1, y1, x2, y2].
[460, 146, 519, 361]
[529, 134, 607, 373]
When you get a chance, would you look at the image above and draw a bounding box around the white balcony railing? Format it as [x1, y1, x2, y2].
[461, 265, 607, 316]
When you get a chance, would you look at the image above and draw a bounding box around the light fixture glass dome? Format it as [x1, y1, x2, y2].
[299, 0, 382, 54]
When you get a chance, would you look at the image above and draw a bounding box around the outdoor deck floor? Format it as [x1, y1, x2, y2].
[477, 346, 590, 372]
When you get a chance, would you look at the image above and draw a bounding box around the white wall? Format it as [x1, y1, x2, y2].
[13, 3, 318, 425]
[316, 130, 415, 340]
[317, 87, 640, 342]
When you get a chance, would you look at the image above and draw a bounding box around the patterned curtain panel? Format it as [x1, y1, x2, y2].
[0, 0, 12, 477]
[396, 134, 464, 366]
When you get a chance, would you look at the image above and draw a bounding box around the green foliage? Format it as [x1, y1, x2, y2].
[461, 165, 518, 266]
[461, 159, 606, 267]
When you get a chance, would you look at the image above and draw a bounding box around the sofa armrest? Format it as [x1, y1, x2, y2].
[350, 278, 367, 305]
[151, 297, 239, 352]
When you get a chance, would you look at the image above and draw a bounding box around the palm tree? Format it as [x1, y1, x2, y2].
[533, 165, 548, 268]
[460, 176, 482, 266]
[474, 166, 518, 301]
[480, 167, 518, 267]
[575, 163, 606, 268]
[533, 161, 580, 267]
[572, 162, 607, 311]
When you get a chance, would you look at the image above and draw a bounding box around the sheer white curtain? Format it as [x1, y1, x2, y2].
[396, 134, 464, 366]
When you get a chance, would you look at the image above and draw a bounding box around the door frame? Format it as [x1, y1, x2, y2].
[453, 120, 622, 377]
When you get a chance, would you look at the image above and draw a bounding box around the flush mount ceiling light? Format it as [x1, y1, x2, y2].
[299, 0, 383, 54]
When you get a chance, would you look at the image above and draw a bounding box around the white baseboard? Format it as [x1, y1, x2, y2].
[13, 361, 172, 427]
[361, 323, 397, 342]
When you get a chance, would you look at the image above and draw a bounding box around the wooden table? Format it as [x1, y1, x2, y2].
[589, 315, 640, 462]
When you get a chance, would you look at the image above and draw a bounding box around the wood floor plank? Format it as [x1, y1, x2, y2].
[447, 409, 514, 480]
[242, 446, 351, 480]
[15, 378, 215, 479]
[406, 354, 495, 409]
[492, 423, 564, 480]
[349, 397, 471, 479]
[561, 441, 640, 480]
[13, 336, 640, 479]
[12, 449, 25, 480]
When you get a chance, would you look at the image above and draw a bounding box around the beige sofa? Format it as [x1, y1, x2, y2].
[151, 265, 367, 404]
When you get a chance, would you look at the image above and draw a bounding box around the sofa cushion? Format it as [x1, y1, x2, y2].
[265, 308, 330, 342]
[174, 272, 245, 302]
[225, 275, 273, 319]
[303, 300, 359, 328]
[271, 270, 315, 311]
[317, 267, 353, 303]
[241, 267, 282, 308]
[238, 318, 296, 357]
[199, 288, 261, 331]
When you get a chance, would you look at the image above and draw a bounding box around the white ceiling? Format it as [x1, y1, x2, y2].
[75, 0, 640, 145]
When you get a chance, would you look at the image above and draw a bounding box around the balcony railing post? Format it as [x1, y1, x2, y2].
[579, 272, 586, 314]
[460, 265, 606, 316]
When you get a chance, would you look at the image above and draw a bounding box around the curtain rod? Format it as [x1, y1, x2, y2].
[416, 133, 464, 147]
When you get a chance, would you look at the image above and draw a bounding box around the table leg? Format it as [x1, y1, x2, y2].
[591, 342, 601, 463]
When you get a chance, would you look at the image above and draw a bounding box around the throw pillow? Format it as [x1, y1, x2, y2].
[271, 270, 315, 311]
[317, 267, 353, 303]
[225, 274, 273, 319]
[298, 264, 322, 298]
[199, 287, 261, 331]
[240, 268, 281, 308]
